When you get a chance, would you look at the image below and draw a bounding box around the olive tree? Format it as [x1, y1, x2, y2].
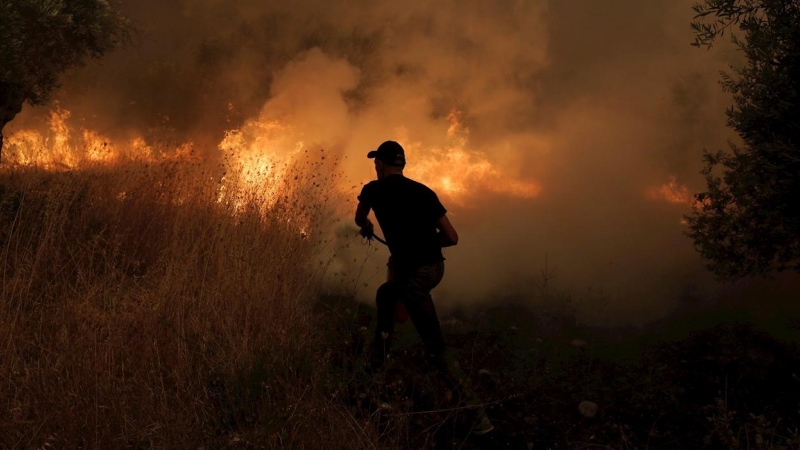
[0, 0, 130, 160]
[686, 0, 800, 279]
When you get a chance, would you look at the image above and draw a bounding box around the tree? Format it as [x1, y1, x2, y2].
[686, 0, 800, 279]
[0, 0, 130, 160]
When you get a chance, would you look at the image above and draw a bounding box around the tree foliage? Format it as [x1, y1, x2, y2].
[0, 0, 130, 158]
[686, 0, 800, 279]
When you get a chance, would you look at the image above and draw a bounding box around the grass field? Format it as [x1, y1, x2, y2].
[0, 159, 380, 448]
[2, 160, 799, 449]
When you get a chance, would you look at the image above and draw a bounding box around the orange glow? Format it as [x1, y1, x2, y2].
[4, 106, 197, 169]
[82, 129, 119, 164]
[5, 108, 83, 168]
[648, 177, 691, 205]
[6, 107, 542, 210]
[407, 145, 542, 204]
[405, 111, 542, 205]
[217, 116, 304, 210]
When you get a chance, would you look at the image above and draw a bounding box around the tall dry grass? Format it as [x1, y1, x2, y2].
[0, 156, 378, 448]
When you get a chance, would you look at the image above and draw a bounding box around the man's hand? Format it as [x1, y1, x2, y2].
[359, 220, 375, 238]
[355, 201, 374, 237]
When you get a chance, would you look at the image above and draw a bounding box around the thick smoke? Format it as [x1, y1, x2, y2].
[9, 0, 798, 324]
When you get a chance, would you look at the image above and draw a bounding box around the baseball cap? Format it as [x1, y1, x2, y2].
[367, 140, 406, 166]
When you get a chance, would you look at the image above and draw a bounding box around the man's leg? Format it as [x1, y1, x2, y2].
[400, 262, 447, 371]
[402, 263, 494, 435]
[405, 295, 447, 370]
[370, 281, 399, 368]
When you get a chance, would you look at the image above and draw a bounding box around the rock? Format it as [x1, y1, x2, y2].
[578, 400, 598, 418]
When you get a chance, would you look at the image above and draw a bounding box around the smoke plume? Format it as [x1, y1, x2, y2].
[8, 0, 798, 324]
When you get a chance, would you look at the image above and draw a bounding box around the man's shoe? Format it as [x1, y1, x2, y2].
[471, 409, 495, 436]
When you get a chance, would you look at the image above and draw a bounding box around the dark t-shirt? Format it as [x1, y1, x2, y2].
[358, 174, 447, 270]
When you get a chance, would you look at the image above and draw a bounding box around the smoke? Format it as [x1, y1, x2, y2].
[9, 0, 798, 324]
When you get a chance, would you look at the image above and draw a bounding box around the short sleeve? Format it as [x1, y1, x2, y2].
[357, 182, 375, 208]
[429, 190, 447, 219]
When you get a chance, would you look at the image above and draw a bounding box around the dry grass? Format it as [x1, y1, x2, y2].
[0, 157, 380, 448]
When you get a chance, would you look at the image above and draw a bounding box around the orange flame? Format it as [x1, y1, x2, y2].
[404, 111, 541, 205]
[7, 107, 542, 210]
[217, 116, 305, 210]
[4, 106, 197, 169]
[407, 146, 541, 203]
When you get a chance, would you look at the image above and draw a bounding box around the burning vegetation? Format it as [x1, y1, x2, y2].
[2, 0, 800, 448]
[0, 146, 351, 447]
[4, 105, 541, 208]
[0, 101, 547, 447]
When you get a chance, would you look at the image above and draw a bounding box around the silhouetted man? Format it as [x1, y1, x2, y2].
[355, 140, 457, 370]
[355, 140, 493, 435]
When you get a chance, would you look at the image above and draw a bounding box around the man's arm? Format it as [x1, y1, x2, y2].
[355, 202, 374, 237]
[437, 215, 458, 247]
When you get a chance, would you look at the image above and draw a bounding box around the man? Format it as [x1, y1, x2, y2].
[355, 140, 494, 435]
[355, 140, 457, 369]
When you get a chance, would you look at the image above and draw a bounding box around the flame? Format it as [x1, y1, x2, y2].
[5, 108, 82, 168]
[4, 106, 307, 218]
[6, 106, 542, 212]
[647, 176, 692, 205]
[82, 129, 118, 164]
[4, 106, 197, 169]
[404, 111, 541, 205]
[407, 146, 542, 203]
[217, 116, 305, 210]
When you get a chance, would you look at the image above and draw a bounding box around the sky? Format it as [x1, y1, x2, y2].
[8, 0, 799, 324]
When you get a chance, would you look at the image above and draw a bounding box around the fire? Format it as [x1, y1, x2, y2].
[217, 117, 302, 205]
[404, 111, 542, 205]
[4, 106, 197, 169]
[407, 145, 541, 204]
[83, 129, 119, 164]
[5, 108, 83, 168]
[6, 106, 542, 212]
[648, 176, 692, 205]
